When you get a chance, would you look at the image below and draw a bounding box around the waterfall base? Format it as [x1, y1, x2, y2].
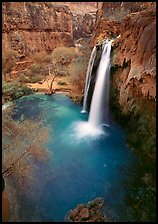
[72, 121, 108, 140]
[81, 110, 88, 114]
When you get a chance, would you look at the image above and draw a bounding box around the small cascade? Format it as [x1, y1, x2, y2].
[88, 40, 112, 128]
[81, 46, 97, 113]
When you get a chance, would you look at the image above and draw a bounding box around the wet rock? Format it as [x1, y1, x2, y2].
[66, 197, 108, 222]
[79, 207, 90, 219]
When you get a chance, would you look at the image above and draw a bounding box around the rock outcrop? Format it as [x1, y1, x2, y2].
[73, 12, 96, 40]
[2, 2, 74, 56]
[66, 2, 97, 40]
[65, 197, 108, 222]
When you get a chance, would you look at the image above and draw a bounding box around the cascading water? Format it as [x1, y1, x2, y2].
[81, 46, 97, 113]
[88, 40, 112, 128]
[74, 39, 113, 138]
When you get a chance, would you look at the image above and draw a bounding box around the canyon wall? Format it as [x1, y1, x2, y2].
[65, 2, 97, 40]
[2, 2, 74, 56]
[73, 12, 96, 40]
[112, 8, 156, 113]
[91, 2, 156, 114]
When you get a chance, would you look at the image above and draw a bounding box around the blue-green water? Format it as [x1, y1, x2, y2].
[13, 93, 137, 222]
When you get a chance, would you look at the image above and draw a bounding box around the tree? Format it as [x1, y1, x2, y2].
[2, 106, 50, 188]
[45, 67, 58, 94]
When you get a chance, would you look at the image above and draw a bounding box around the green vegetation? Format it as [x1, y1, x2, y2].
[51, 47, 78, 64]
[2, 49, 19, 76]
[2, 81, 34, 102]
[109, 85, 156, 222]
[57, 81, 67, 85]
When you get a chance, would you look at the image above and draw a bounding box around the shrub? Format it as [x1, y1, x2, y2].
[51, 47, 78, 64]
[25, 63, 45, 82]
[2, 49, 19, 76]
[29, 75, 44, 83]
[31, 51, 52, 63]
[56, 70, 68, 76]
[57, 81, 67, 85]
[18, 73, 30, 83]
[68, 56, 88, 91]
[29, 63, 41, 74]
[2, 81, 33, 101]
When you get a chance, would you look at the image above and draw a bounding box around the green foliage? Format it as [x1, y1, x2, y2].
[2, 81, 33, 101]
[109, 84, 156, 221]
[24, 63, 46, 83]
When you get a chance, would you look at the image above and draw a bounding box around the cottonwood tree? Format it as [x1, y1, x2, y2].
[46, 67, 58, 94]
[2, 106, 50, 189]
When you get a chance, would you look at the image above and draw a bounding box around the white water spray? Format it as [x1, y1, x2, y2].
[74, 40, 112, 139]
[88, 40, 112, 128]
[81, 46, 97, 113]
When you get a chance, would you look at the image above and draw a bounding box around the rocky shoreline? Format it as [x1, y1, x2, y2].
[27, 75, 83, 103]
[65, 197, 109, 222]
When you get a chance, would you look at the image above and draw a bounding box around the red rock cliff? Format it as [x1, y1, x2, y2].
[2, 2, 74, 56]
[90, 2, 156, 113]
[112, 8, 156, 113]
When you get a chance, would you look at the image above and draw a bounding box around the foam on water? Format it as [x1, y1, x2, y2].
[71, 121, 109, 141]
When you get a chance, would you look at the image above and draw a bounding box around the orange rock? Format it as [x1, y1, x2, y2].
[2, 2, 74, 55]
[79, 207, 90, 219]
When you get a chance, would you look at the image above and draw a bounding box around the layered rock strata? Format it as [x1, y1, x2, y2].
[2, 2, 74, 56]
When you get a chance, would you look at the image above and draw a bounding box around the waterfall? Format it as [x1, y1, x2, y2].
[81, 46, 97, 113]
[88, 40, 112, 128]
[75, 40, 112, 139]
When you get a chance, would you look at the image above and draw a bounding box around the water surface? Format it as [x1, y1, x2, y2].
[13, 93, 136, 222]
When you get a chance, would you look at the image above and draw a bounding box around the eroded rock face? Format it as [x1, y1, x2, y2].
[73, 13, 96, 40]
[112, 8, 156, 113]
[96, 2, 156, 22]
[2, 2, 74, 56]
[90, 19, 120, 47]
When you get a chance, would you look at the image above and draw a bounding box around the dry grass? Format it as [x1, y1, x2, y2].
[51, 47, 78, 64]
[31, 51, 52, 63]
